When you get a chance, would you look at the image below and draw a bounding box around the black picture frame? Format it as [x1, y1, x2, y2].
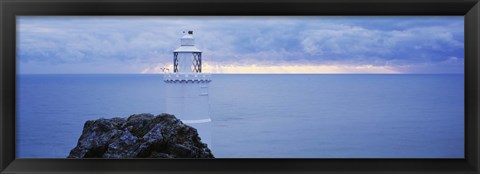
[1, 0, 479, 173]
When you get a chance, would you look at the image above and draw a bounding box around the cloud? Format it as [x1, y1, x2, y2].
[17, 16, 464, 74]
[297, 23, 463, 65]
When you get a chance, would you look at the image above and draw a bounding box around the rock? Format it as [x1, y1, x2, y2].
[68, 113, 214, 158]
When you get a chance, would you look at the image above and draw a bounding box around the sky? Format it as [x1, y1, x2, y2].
[17, 16, 464, 74]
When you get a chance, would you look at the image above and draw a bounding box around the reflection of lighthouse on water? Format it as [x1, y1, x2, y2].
[163, 30, 212, 147]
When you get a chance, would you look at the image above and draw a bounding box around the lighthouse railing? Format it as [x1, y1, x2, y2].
[163, 73, 211, 82]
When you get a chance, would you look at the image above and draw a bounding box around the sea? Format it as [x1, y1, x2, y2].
[16, 74, 465, 158]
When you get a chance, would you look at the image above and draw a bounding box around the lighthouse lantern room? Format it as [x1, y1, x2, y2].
[164, 31, 212, 146]
[173, 30, 202, 73]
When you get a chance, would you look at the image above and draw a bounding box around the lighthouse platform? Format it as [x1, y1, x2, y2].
[163, 73, 211, 83]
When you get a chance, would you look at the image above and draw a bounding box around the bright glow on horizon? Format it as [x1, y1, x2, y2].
[141, 63, 401, 74]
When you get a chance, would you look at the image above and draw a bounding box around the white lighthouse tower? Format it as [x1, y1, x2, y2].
[164, 30, 212, 146]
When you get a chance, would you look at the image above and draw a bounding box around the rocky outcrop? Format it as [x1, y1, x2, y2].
[67, 113, 214, 158]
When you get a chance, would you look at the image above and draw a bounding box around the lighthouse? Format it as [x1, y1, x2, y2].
[164, 30, 212, 146]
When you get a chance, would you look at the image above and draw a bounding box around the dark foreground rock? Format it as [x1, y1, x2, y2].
[68, 113, 214, 158]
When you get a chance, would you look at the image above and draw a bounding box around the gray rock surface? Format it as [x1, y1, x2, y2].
[68, 113, 214, 158]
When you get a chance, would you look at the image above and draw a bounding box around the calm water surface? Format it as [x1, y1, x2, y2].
[16, 74, 464, 158]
